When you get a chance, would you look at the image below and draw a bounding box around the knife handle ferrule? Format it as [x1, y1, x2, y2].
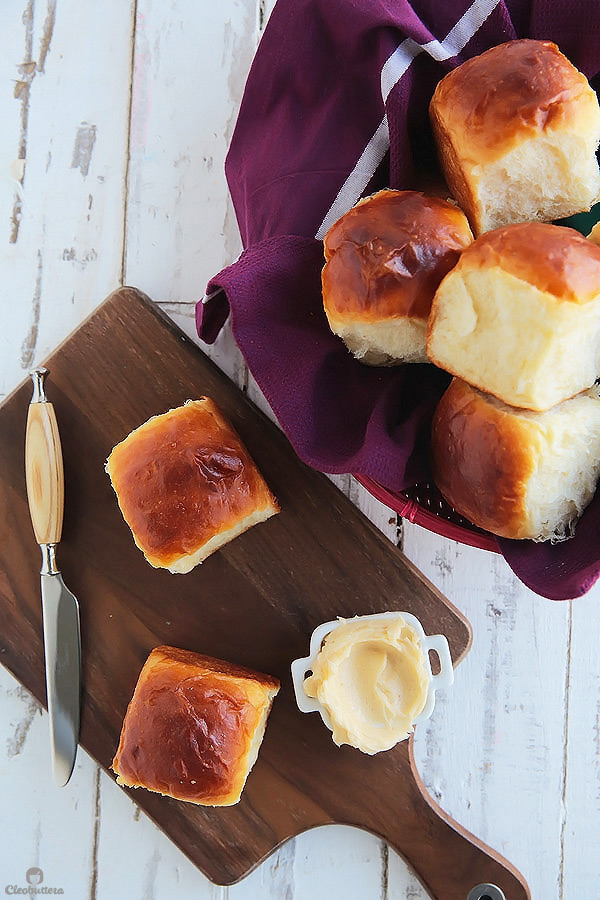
[40, 543, 60, 576]
[26, 369, 64, 546]
[30, 366, 49, 403]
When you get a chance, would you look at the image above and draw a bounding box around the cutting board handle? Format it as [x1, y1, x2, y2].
[367, 739, 531, 900]
[25, 367, 64, 546]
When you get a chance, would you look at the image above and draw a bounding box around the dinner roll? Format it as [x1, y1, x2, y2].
[321, 190, 473, 364]
[430, 378, 600, 542]
[112, 645, 280, 806]
[588, 222, 600, 246]
[429, 40, 600, 235]
[106, 398, 279, 573]
[427, 223, 600, 411]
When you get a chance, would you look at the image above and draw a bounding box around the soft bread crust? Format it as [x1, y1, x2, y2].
[427, 223, 600, 411]
[429, 40, 600, 235]
[112, 645, 280, 806]
[322, 190, 473, 364]
[105, 399, 279, 572]
[430, 379, 600, 541]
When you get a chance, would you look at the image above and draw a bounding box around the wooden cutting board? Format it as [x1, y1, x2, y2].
[0, 288, 529, 899]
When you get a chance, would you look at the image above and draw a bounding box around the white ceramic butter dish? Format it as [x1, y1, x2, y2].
[290, 611, 454, 750]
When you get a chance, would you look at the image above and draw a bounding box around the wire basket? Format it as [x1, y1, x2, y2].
[354, 474, 499, 553]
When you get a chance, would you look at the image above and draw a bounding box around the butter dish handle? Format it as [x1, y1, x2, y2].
[290, 655, 325, 715]
[291, 618, 340, 720]
[423, 633, 454, 692]
[412, 632, 454, 726]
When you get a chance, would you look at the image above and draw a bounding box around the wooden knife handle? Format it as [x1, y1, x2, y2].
[25, 368, 64, 546]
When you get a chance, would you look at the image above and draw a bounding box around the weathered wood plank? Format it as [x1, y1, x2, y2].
[562, 589, 600, 897]
[95, 767, 225, 899]
[0, 665, 98, 896]
[229, 826, 384, 900]
[124, 0, 259, 388]
[0, 0, 134, 401]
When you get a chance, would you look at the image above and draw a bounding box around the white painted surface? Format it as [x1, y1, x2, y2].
[1, 1, 599, 898]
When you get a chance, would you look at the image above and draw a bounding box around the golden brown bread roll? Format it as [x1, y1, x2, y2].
[429, 39, 600, 235]
[427, 222, 600, 411]
[321, 189, 473, 364]
[588, 222, 600, 246]
[106, 398, 279, 573]
[112, 645, 280, 806]
[430, 378, 600, 541]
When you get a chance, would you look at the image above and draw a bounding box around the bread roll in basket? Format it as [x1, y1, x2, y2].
[430, 378, 600, 542]
[429, 39, 600, 235]
[427, 222, 600, 411]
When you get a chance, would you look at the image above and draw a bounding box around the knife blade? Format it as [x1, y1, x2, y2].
[25, 366, 81, 787]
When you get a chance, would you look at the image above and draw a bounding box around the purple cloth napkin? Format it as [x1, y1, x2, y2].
[197, 0, 600, 600]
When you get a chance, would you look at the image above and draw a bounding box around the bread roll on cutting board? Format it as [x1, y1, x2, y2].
[112, 645, 280, 806]
[430, 378, 600, 542]
[427, 222, 600, 411]
[106, 398, 279, 573]
[429, 39, 600, 235]
[322, 190, 473, 364]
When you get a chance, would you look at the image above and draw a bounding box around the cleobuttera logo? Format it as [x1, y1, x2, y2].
[4, 868, 64, 895]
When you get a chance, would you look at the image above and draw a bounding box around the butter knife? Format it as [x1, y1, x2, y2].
[25, 367, 81, 786]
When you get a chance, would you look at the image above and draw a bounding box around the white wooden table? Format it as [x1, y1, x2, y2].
[1, 2, 599, 897]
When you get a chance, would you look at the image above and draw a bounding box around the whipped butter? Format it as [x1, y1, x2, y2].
[303, 614, 430, 754]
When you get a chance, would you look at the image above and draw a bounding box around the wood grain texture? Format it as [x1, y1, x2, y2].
[0, 287, 528, 898]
